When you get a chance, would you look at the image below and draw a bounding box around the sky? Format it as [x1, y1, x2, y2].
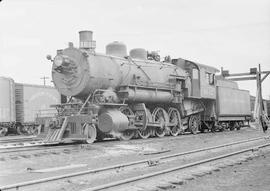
[0, 0, 270, 98]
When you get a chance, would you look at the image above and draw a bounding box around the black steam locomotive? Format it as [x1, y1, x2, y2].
[40, 31, 251, 143]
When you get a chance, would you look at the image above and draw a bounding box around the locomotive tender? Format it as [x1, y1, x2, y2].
[42, 30, 251, 143]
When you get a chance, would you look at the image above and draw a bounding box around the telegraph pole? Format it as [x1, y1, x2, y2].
[257, 64, 263, 128]
[40, 76, 49, 86]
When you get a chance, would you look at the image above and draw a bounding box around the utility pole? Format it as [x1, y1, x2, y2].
[40, 76, 49, 86]
[221, 64, 270, 131]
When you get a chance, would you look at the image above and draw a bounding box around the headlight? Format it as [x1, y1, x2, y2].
[54, 55, 63, 67]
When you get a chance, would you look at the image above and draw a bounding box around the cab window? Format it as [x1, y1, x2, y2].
[192, 68, 199, 79]
[205, 72, 215, 85]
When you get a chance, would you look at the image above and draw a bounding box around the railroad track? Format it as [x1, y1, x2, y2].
[0, 140, 59, 150]
[0, 135, 269, 191]
[0, 143, 81, 155]
[0, 129, 249, 156]
[0, 128, 249, 153]
[87, 142, 270, 191]
[0, 139, 83, 155]
[0, 136, 38, 144]
[0, 130, 199, 154]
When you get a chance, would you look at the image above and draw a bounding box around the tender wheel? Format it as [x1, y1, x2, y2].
[0, 127, 8, 137]
[236, 122, 241, 130]
[238, 121, 244, 128]
[188, 114, 200, 134]
[229, 122, 236, 131]
[219, 122, 226, 132]
[168, 108, 181, 136]
[138, 128, 151, 139]
[119, 130, 135, 141]
[229, 122, 234, 131]
[82, 123, 97, 144]
[152, 107, 168, 138]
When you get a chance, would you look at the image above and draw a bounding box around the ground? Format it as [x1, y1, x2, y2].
[1, 127, 270, 190]
[174, 150, 270, 191]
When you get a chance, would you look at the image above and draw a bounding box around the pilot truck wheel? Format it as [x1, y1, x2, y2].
[82, 123, 97, 144]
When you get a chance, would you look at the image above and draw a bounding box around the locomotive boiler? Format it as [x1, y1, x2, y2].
[41, 30, 251, 143]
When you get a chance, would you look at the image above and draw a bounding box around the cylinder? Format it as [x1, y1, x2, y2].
[98, 109, 129, 133]
[79, 31, 96, 49]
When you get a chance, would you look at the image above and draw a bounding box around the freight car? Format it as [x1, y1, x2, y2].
[0, 77, 16, 136]
[40, 30, 252, 144]
[0, 77, 61, 136]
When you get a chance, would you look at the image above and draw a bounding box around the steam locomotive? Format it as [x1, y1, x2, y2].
[40, 31, 251, 143]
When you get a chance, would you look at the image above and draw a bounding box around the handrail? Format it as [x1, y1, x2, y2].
[77, 93, 92, 115]
[127, 57, 152, 81]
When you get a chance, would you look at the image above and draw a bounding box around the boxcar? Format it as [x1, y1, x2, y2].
[15, 83, 61, 124]
[0, 77, 61, 136]
[0, 77, 16, 136]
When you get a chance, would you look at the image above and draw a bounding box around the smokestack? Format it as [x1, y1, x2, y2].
[79, 30, 96, 51]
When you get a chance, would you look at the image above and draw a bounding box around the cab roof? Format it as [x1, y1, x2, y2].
[174, 58, 220, 74]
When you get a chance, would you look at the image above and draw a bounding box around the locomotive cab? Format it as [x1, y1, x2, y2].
[173, 58, 219, 99]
